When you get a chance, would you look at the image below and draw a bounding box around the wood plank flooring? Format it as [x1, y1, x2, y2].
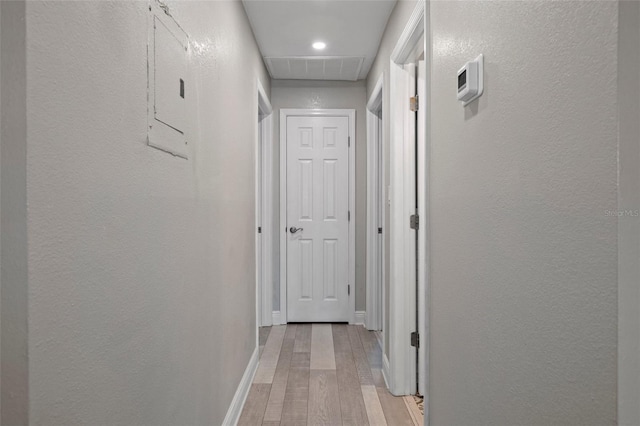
[239, 324, 422, 426]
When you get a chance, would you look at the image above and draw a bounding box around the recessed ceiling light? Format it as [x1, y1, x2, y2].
[312, 41, 326, 50]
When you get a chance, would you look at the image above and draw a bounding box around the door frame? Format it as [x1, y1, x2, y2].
[366, 73, 385, 334]
[279, 108, 357, 324]
[256, 79, 274, 328]
[386, 0, 429, 410]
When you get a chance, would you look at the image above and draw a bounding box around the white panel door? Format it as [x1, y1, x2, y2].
[286, 116, 350, 322]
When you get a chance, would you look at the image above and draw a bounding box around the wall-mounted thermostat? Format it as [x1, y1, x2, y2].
[457, 54, 484, 106]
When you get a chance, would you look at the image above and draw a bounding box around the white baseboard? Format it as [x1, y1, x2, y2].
[354, 311, 366, 325]
[272, 311, 282, 325]
[382, 353, 391, 390]
[222, 347, 259, 426]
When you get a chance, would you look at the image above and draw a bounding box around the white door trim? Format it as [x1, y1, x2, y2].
[388, 60, 416, 396]
[258, 80, 273, 116]
[387, 0, 428, 405]
[279, 108, 357, 325]
[256, 79, 274, 328]
[390, 0, 426, 65]
[417, 59, 429, 402]
[366, 73, 384, 333]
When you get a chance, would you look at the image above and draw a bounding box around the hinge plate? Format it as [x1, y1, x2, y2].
[410, 331, 420, 348]
[258, 226, 262, 234]
[348, 284, 351, 296]
[348, 211, 351, 221]
[410, 214, 419, 230]
[410, 96, 419, 112]
[378, 227, 382, 234]
[348, 136, 351, 147]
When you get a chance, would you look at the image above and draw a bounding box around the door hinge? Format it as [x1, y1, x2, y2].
[348, 136, 351, 147]
[348, 284, 351, 296]
[348, 210, 351, 221]
[378, 227, 382, 234]
[410, 331, 420, 348]
[410, 214, 419, 230]
[258, 226, 262, 234]
[410, 96, 419, 112]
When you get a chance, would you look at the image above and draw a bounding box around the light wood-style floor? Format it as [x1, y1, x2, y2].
[239, 324, 423, 426]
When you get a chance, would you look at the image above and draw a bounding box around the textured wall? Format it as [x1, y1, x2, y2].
[1, 1, 29, 424]
[428, 1, 618, 424]
[270, 80, 368, 312]
[618, 1, 640, 424]
[25, 1, 269, 424]
[365, 0, 417, 358]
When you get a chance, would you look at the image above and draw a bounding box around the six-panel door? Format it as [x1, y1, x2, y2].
[286, 116, 350, 322]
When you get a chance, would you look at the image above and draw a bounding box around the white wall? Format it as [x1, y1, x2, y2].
[1, 1, 29, 424]
[270, 80, 368, 313]
[366, 0, 417, 358]
[618, 1, 640, 424]
[428, 1, 618, 424]
[24, 1, 269, 424]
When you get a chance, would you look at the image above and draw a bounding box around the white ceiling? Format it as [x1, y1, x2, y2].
[242, 0, 397, 81]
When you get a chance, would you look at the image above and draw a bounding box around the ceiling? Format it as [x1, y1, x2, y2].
[242, 0, 397, 81]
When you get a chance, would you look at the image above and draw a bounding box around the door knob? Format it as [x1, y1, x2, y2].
[289, 227, 303, 234]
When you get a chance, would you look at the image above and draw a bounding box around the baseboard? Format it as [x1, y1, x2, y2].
[272, 311, 282, 325]
[354, 311, 366, 325]
[382, 353, 391, 390]
[222, 347, 259, 426]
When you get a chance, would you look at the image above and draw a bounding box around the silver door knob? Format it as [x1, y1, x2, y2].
[289, 227, 303, 234]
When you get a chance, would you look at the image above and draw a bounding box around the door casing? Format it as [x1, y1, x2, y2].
[386, 1, 430, 418]
[279, 108, 356, 325]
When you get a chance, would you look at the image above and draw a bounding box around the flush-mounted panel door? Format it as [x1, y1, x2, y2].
[286, 116, 350, 322]
[154, 16, 187, 133]
[147, 2, 189, 158]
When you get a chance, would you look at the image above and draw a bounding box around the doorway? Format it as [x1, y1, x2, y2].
[386, 0, 428, 403]
[366, 74, 385, 336]
[256, 79, 274, 328]
[279, 109, 356, 323]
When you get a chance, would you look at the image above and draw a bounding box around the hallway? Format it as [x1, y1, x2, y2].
[0, 0, 637, 424]
[239, 324, 422, 425]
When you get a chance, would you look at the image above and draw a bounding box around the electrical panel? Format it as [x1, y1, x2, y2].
[147, 1, 189, 158]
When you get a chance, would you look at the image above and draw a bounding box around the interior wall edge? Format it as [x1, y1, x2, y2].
[617, 0, 640, 424]
[0, 0, 29, 424]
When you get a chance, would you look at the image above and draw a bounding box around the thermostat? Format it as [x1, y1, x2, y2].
[457, 54, 484, 106]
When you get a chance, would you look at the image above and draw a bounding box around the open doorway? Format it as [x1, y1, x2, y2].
[366, 74, 385, 341]
[256, 79, 274, 329]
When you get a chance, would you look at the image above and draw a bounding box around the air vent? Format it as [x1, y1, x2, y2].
[265, 56, 365, 81]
